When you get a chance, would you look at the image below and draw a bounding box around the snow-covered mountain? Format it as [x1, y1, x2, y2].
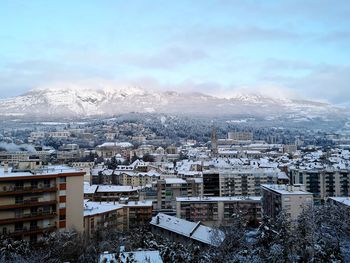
[0, 85, 346, 120]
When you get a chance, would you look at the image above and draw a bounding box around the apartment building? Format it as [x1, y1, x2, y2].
[261, 184, 313, 220]
[156, 178, 202, 213]
[0, 163, 85, 241]
[203, 168, 288, 197]
[227, 131, 253, 141]
[290, 168, 350, 202]
[0, 151, 52, 166]
[48, 131, 71, 139]
[119, 171, 160, 187]
[84, 201, 124, 237]
[84, 184, 140, 202]
[95, 142, 133, 159]
[83, 200, 152, 237]
[176, 196, 262, 227]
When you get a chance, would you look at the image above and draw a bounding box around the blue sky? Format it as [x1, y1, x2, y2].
[0, 0, 349, 103]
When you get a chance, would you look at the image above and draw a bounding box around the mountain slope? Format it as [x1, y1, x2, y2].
[0, 85, 345, 120]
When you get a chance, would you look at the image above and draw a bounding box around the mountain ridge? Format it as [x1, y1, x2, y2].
[0, 85, 345, 120]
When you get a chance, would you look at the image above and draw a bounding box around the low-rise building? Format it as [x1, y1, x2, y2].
[84, 184, 140, 202]
[261, 184, 313, 220]
[119, 170, 160, 187]
[84, 200, 153, 236]
[150, 213, 225, 247]
[99, 248, 163, 263]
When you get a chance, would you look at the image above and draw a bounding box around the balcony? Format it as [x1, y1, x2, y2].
[0, 185, 57, 196]
[8, 226, 57, 237]
[0, 200, 56, 210]
[0, 211, 57, 225]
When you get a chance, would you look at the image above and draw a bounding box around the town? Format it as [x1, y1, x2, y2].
[1, 114, 350, 262]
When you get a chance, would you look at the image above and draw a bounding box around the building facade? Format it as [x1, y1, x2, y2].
[0, 164, 84, 241]
[290, 168, 350, 202]
[156, 178, 202, 213]
[261, 184, 313, 220]
[176, 196, 262, 227]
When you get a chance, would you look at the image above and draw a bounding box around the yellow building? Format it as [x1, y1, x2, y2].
[0, 163, 85, 241]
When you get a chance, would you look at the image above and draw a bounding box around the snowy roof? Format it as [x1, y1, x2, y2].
[0, 165, 83, 178]
[164, 178, 187, 184]
[119, 251, 163, 263]
[123, 200, 153, 207]
[150, 213, 225, 246]
[176, 196, 261, 202]
[261, 184, 313, 196]
[98, 142, 134, 148]
[84, 182, 98, 194]
[99, 251, 163, 263]
[96, 185, 138, 193]
[328, 197, 350, 207]
[84, 201, 123, 217]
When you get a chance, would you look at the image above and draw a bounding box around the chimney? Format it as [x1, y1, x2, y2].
[4, 162, 8, 173]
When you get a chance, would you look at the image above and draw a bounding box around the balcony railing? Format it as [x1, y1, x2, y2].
[0, 211, 57, 225]
[0, 185, 57, 195]
[8, 226, 57, 237]
[0, 200, 56, 210]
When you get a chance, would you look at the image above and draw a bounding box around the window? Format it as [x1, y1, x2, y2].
[59, 177, 66, 183]
[59, 215, 66, 221]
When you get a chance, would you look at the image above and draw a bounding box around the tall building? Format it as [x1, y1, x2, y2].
[289, 168, 350, 202]
[203, 168, 289, 197]
[203, 171, 220, 197]
[156, 178, 202, 213]
[261, 184, 313, 220]
[0, 162, 85, 241]
[211, 128, 218, 156]
[176, 196, 262, 227]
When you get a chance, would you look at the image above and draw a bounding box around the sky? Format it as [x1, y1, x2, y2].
[0, 0, 349, 104]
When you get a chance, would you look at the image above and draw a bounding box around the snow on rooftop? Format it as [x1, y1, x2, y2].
[176, 196, 261, 202]
[84, 182, 98, 194]
[119, 251, 163, 263]
[150, 213, 224, 246]
[99, 250, 163, 263]
[329, 197, 350, 207]
[98, 142, 133, 148]
[261, 184, 313, 195]
[164, 178, 187, 184]
[84, 201, 123, 217]
[0, 165, 82, 178]
[96, 185, 139, 193]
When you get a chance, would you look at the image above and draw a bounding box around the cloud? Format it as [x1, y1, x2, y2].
[121, 47, 208, 69]
[318, 31, 350, 45]
[175, 26, 301, 47]
[258, 61, 350, 104]
[290, 65, 350, 104]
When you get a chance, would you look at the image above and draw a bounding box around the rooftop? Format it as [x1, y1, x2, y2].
[96, 185, 139, 193]
[176, 196, 262, 202]
[150, 213, 225, 247]
[329, 197, 350, 207]
[261, 184, 313, 195]
[99, 250, 163, 263]
[0, 165, 83, 179]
